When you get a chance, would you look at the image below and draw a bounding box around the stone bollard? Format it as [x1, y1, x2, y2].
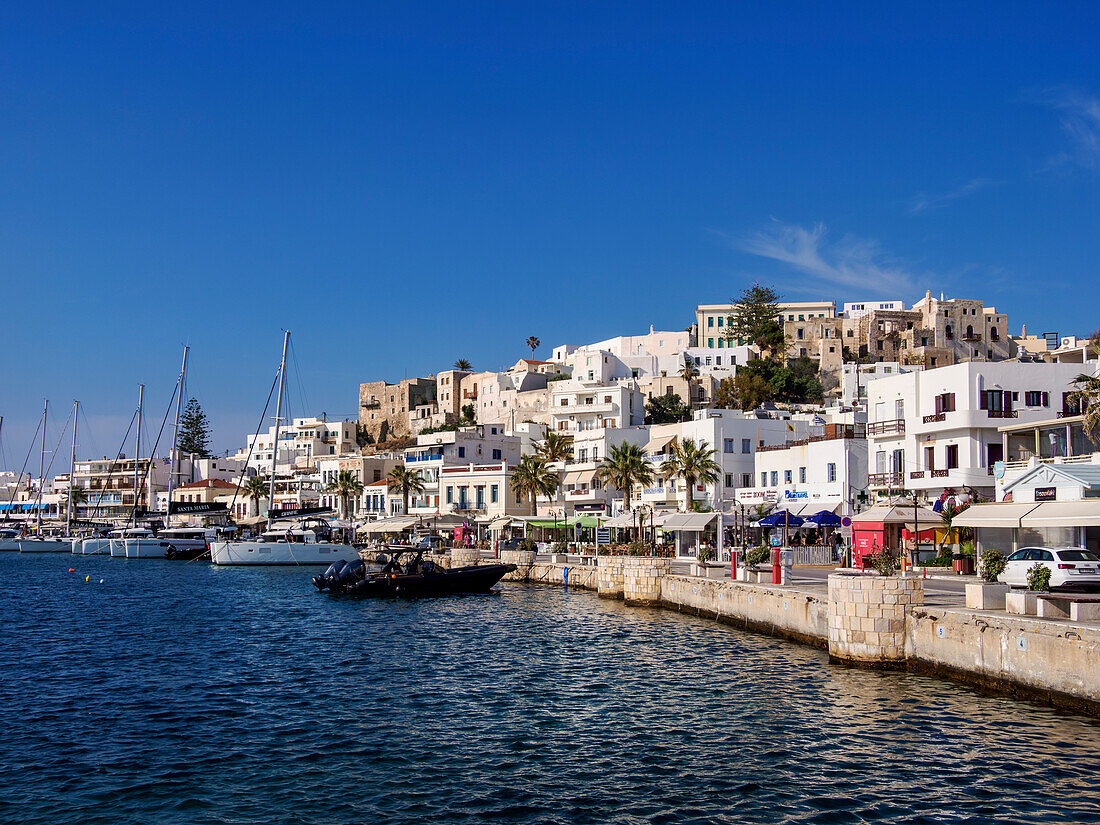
[596, 556, 625, 599]
[622, 556, 672, 606]
[827, 573, 923, 666]
[450, 547, 480, 568]
[500, 549, 536, 581]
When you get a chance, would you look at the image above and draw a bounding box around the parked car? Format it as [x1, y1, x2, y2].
[998, 546, 1100, 591]
[499, 536, 526, 552]
[413, 534, 445, 552]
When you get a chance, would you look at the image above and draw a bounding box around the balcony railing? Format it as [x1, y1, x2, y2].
[867, 419, 905, 436]
[909, 471, 925, 479]
[931, 469, 950, 478]
[987, 410, 1019, 419]
[1057, 410, 1080, 419]
[961, 332, 982, 342]
[868, 472, 904, 487]
[923, 413, 947, 423]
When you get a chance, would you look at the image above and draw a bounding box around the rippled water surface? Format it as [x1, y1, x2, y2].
[2, 553, 1099, 824]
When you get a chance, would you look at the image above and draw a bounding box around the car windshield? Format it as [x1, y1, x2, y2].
[1057, 550, 1100, 562]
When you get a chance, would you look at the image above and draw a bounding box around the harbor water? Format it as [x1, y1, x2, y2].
[1, 552, 1099, 824]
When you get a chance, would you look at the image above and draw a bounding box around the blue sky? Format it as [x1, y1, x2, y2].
[1, 2, 1098, 465]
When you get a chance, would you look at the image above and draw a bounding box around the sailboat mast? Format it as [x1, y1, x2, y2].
[267, 330, 291, 530]
[166, 347, 189, 528]
[133, 384, 144, 523]
[66, 401, 78, 534]
[37, 400, 47, 532]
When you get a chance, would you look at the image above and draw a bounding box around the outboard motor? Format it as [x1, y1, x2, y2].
[313, 559, 349, 591]
[335, 560, 366, 587]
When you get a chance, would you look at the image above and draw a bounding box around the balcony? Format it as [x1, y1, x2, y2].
[987, 410, 1018, 419]
[909, 471, 925, 479]
[867, 419, 905, 436]
[961, 332, 982, 342]
[868, 472, 904, 487]
[931, 469, 950, 478]
[923, 413, 947, 424]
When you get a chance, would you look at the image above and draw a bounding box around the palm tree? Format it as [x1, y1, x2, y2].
[661, 438, 720, 511]
[1068, 372, 1100, 443]
[326, 469, 364, 520]
[243, 475, 269, 518]
[536, 431, 573, 463]
[453, 358, 472, 371]
[680, 357, 700, 409]
[387, 464, 426, 515]
[526, 336, 541, 358]
[67, 485, 87, 519]
[510, 454, 560, 515]
[595, 443, 654, 512]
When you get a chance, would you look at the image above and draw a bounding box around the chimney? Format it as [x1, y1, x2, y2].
[1021, 323, 1027, 337]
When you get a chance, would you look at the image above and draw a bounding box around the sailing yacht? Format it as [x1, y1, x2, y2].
[20, 400, 82, 553]
[209, 331, 358, 567]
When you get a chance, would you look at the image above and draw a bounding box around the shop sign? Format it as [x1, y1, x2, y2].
[1034, 487, 1057, 501]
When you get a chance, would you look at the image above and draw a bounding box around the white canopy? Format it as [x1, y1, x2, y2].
[360, 517, 419, 534]
[1021, 500, 1100, 528]
[644, 433, 677, 455]
[952, 502, 1041, 528]
[602, 513, 637, 528]
[662, 512, 718, 531]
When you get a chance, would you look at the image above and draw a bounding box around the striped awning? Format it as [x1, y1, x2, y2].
[662, 512, 718, 531]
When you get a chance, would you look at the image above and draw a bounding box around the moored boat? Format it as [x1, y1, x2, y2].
[312, 548, 515, 598]
[211, 523, 358, 566]
[0, 528, 20, 551]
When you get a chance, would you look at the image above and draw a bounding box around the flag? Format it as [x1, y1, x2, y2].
[787, 423, 795, 433]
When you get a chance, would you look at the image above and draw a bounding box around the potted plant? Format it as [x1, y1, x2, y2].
[551, 539, 569, 564]
[965, 548, 1009, 610]
[745, 545, 772, 582]
[869, 546, 898, 577]
[692, 545, 715, 577]
[1007, 561, 1051, 616]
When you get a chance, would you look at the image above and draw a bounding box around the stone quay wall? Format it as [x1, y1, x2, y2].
[828, 574, 923, 666]
[596, 557, 625, 599]
[451, 547, 481, 568]
[623, 558, 672, 605]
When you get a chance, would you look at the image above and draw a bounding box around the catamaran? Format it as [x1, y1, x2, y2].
[209, 331, 358, 567]
[19, 400, 81, 553]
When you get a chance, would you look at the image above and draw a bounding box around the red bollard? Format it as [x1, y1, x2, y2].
[772, 547, 782, 584]
[730, 551, 738, 581]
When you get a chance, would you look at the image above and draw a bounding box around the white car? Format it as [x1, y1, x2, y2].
[999, 546, 1100, 591]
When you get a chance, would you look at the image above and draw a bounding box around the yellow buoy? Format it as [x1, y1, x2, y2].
[85, 575, 90, 582]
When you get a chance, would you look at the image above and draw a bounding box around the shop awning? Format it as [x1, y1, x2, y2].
[487, 516, 514, 530]
[851, 500, 941, 525]
[1020, 500, 1100, 528]
[360, 517, 418, 533]
[662, 512, 718, 531]
[602, 513, 636, 528]
[952, 503, 1041, 528]
[644, 434, 676, 455]
[526, 515, 599, 529]
[562, 470, 596, 486]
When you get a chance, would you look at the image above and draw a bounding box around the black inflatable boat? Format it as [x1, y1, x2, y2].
[312, 547, 516, 598]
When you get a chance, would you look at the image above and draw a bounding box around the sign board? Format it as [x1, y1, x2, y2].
[783, 490, 809, 500]
[841, 516, 852, 527]
[839, 526, 853, 539]
[1034, 487, 1057, 501]
[992, 461, 1006, 480]
[596, 527, 611, 544]
[574, 521, 582, 539]
[168, 501, 228, 515]
[769, 535, 782, 547]
[268, 506, 334, 520]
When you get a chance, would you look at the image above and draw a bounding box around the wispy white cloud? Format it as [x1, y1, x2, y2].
[908, 178, 995, 214]
[733, 220, 917, 296]
[1042, 88, 1100, 171]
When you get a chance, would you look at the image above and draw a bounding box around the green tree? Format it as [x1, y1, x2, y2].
[1068, 369, 1100, 443]
[243, 475, 269, 518]
[595, 443, 654, 512]
[725, 282, 786, 356]
[645, 393, 691, 424]
[510, 454, 560, 515]
[67, 485, 87, 519]
[660, 438, 721, 511]
[526, 336, 541, 357]
[176, 398, 212, 457]
[326, 469, 364, 520]
[714, 376, 738, 409]
[536, 431, 573, 463]
[377, 420, 390, 443]
[453, 359, 472, 371]
[461, 403, 476, 424]
[386, 464, 426, 515]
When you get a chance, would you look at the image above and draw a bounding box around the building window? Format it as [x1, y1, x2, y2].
[492, 449, 502, 460]
[723, 439, 735, 453]
[741, 473, 752, 488]
[827, 463, 836, 482]
[708, 338, 714, 348]
[717, 317, 724, 327]
[445, 486, 453, 504]
[784, 470, 792, 484]
[799, 467, 806, 483]
[946, 444, 959, 469]
[1024, 391, 1048, 407]
[707, 317, 714, 327]
[725, 473, 733, 488]
[742, 438, 751, 454]
[458, 446, 465, 458]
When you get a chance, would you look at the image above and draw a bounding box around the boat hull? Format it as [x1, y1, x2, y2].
[109, 539, 127, 557]
[323, 563, 516, 598]
[210, 541, 358, 566]
[80, 538, 112, 555]
[0, 540, 20, 552]
[18, 540, 74, 553]
[124, 538, 170, 559]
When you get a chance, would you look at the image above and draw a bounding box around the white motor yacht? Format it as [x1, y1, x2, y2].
[110, 528, 152, 557]
[127, 527, 220, 560]
[210, 524, 357, 566]
[19, 533, 77, 553]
